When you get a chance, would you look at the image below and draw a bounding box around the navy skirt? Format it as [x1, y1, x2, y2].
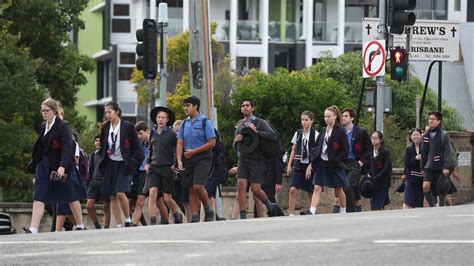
[312, 158, 348, 188]
[101, 158, 132, 199]
[404, 181, 424, 208]
[290, 162, 314, 193]
[33, 158, 87, 204]
[371, 188, 390, 210]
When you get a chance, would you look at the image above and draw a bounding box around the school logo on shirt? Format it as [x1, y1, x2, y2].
[123, 138, 130, 148]
[332, 141, 340, 150]
[51, 138, 61, 149]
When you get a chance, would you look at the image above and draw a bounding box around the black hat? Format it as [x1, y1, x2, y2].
[150, 106, 175, 127]
[359, 176, 374, 198]
[436, 175, 452, 195]
[237, 127, 259, 155]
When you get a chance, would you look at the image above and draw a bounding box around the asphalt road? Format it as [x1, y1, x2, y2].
[1, 204, 473, 265]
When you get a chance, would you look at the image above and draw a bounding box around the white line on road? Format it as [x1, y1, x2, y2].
[374, 240, 474, 244]
[113, 240, 214, 244]
[83, 250, 135, 255]
[0, 241, 83, 244]
[447, 214, 474, 217]
[238, 239, 340, 244]
[332, 216, 419, 220]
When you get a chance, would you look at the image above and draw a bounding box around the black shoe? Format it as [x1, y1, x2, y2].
[267, 203, 284, 217]
[173, 212, 183, 224]
[75, 227, 86, 231]
[331, 205, 341, 213]
[299, 209, 312, 215]
[216, 215, 226, 221]
[204, 210, 214, 222]
[159, 218, 169, 225]
[191, 214, 200, 223]
[124, 222, 131, 227]
[23, 227, 32, 234]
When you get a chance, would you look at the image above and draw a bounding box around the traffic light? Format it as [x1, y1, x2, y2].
[388, 0, 416, 35]
[390, 47, 408, 81]
[136, 19, 157, 80]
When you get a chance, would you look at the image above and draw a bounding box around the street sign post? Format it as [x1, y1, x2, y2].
[363, 18, 460, 62]
[363, 40, 386, 78]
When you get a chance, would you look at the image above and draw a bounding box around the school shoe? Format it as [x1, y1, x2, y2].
[216, 214, 226, 221]
[124, 222, 131, 227]
[299, 209, 312, 215]
[75, 227, 87, 231]
[23, 227, 32, 234]
[191, 215, 200, 223]
[173, 212, 183, 224]
[204, 210, 214, 222]
[159, 218, 169, 225]
[267, 203, 284, 217]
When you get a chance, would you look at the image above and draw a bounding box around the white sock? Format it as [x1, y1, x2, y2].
[289, 214, 295, 216]
[29, 227, 38, 234]
[124, 217, 131, 223]
[340, 207, 346, 214]
[116, 224, 123, 228]
[310, 207, 317, 215]
[76, 224, 84, 229]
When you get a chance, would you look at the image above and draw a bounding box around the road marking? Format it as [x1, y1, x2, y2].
[374, 240, 474, 244]
[238, 218, 303, 222]
[185, 253, 206, 258]
[113, 240, 214, 244]
[238, 239, 340, 244]
[83, 250, 134, 255]
[332, 216, 419, 220]
[447, 214, 474, 217]
[0, 241, 83, 244]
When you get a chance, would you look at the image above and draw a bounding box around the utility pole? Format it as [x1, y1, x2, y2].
[158, 3, 168, 107]
[375, 0, 386, 132]
[189, 0, 214, 121]
[149, 0, 157, 112]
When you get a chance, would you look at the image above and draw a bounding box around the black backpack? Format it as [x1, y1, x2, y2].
[183, 118, 228, 183]
[258, 120, 285, 161]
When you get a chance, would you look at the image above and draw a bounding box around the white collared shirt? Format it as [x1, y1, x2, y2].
[44, 118, 56, 136]
[108, 120, 123, 161]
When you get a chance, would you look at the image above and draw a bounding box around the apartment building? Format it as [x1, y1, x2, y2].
[76, 0, 473, 128]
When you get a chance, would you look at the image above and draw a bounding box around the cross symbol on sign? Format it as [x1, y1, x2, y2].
[365, 24, 372, 35]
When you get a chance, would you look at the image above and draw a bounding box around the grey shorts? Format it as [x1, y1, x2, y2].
[182, 151, 213, 187]
[236, 156, 265, 184]
[149, 165, 175, 194]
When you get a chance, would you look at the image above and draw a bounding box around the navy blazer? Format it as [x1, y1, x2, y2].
[99, 120, 144, 176]
[350, 126, 372, 173]
[403, 144, 423, 183]
[310, 125, 348, 169]
[28, 116, 74, 174]
[369, 146, 392, 189]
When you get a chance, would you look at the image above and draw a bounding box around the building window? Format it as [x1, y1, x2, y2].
[114, 4, 129, 16]
[112, 19, 131, 33]
[236, 57, 261, 75]
[120, 53, 135, 65]
[112, 4, 131, 33]
[415, 0, 447, 20]
[158, 0, 183, 8]
[118, 67, 133, 80]
[118, 101, 136, 116]
[454, 0, 461, 11]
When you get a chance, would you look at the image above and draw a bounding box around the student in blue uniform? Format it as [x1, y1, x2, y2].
[176, 96, 216, 222]
[25, 98, 86, 233]
[369, 131, 392, 211]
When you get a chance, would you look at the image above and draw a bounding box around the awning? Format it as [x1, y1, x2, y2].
[90, 2, 106, 13]
[92, 49, 112, 61]
[84, 97, 113, 107]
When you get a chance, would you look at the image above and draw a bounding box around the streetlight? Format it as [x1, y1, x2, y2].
[157, 3, 168, 107]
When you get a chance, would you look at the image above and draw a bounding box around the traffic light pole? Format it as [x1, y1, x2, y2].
[158, 22, 168, 107]
[375, 0, 386, 132]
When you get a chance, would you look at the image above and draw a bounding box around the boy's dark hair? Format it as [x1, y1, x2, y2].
[342, 108, 357, 119]
[94, 134, 100, 139]
[183, 96, 201, 111]
[428, 111, 443, 121]
[135, 120, 149, 132]
[240, 98, 254, 107]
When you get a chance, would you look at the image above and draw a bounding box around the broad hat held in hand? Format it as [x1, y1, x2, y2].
[237, 127, 259, 155]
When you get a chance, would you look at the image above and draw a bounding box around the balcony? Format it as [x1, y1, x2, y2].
[237, 20, 260, 42]
[313, 21, 338, 43]
[268, 21, 299, 43]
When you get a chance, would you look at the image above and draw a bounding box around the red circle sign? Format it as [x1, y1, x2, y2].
[363, 41, 386, 77]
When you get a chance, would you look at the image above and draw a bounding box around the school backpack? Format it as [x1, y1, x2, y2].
[78, 149, 89, 183]
[258, 120, 285, 161]
[183, 118, 229, 183]
[441, 131, 459, 168]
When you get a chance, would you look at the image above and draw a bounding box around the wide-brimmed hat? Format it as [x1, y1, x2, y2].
[359, 176, 374, 198]
[436, 175, 452, 195]
[237, 127, 259, 155]
[150, 106, 175, 127]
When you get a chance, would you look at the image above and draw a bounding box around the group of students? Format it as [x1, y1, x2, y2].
[24, 96, 457, 233]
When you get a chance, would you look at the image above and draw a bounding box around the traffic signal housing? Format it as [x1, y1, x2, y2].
[390, 47, 408, 81]
[136, 19, 158, 80]
[388, 0, 416, 34]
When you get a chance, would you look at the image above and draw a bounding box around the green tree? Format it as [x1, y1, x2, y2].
[2, 0, 94, 132]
